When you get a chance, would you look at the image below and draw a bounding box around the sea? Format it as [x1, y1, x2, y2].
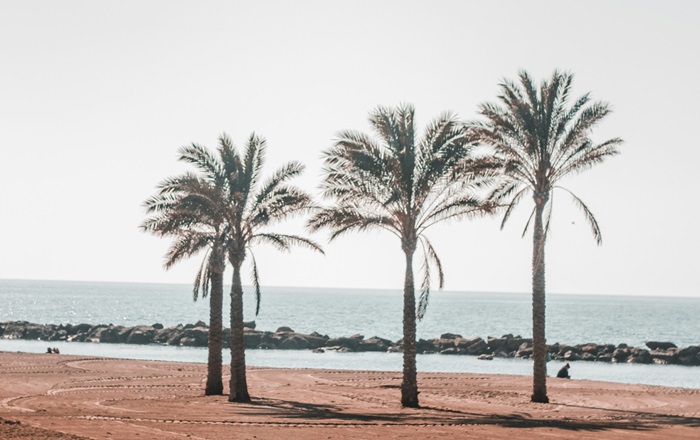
[1, 279, 699, 389]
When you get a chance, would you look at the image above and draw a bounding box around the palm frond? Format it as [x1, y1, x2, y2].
[252, 233, 324, 254]
[521, 206, 536, 238]
[498, 186, 528, 230]
[193, 248, 211, 302]
[417, 237, 444, 321]
[178, 144, 222, 183]
[308, 207, 398, 241]
[557, 186, 602, 245]
[249, 251, 262, 316]
[163, 232, 212, 270]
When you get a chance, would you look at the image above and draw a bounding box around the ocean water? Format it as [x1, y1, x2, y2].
[1, 279, 699, 388]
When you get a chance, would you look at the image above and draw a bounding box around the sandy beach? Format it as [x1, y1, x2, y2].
[1, 351, 698, 439]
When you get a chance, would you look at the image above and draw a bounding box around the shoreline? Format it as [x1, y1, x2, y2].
[3, 320, 698, 367]
[1, 351, 699, 439]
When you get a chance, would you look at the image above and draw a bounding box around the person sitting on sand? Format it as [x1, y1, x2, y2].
[52, 347, 60, 354]
[46, 347, 53, 354]
[557, 362, 571, 379]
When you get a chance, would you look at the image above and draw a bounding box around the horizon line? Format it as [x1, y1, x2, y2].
[1, 277, 697, 300]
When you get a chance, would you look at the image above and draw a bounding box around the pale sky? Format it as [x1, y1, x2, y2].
[1, 1, 698, 297]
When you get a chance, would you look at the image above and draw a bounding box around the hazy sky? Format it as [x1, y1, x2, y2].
[1, 1, 698, 297]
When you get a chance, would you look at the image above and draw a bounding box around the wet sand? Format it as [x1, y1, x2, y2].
[1, 351, 698, 439]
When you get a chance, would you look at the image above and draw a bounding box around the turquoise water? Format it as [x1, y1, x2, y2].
[1, 279, 699, 388]
[2, 279, 698, 347]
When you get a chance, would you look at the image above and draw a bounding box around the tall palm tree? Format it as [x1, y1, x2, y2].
[309, 104, 497, 407]
[469, 70, 623, 403]
[215, 133, 323, 402]
[141, 146, 231, 396]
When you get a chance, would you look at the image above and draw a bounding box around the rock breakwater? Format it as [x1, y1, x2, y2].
[2, 321, 698, 366]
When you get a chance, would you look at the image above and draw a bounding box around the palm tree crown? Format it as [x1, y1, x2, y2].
[210, 133, 322, 402]
[469, 70, 623, 403]
[141, 145, 231, 396]
[144, 133, 322, 402]
[310, 104, 497, 407]
[471, 70, 623, 240]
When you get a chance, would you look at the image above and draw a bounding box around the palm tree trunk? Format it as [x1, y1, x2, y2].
[229, 263, 250, 402]
[531, 197, 549, 403]
[401, 250, 419, 408]
[205, 270, 224, 395]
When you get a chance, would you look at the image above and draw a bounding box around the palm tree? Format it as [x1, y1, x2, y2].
[141, 146, 231, 396]
[469, 70, 623, 403]
[215, 133, 323, 402]
[309, 104, 497, 407]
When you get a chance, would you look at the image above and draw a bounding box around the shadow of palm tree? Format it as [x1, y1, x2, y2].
[553, 402, 700, 429]
[236, 398, 690, 432]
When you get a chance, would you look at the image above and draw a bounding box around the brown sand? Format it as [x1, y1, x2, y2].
[0, 352, 698, 439]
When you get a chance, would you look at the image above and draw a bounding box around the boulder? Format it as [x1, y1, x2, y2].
[440, 347, 461, 355]
[154, 327, 181, 344]
[71, 323, 92, 335]
[516, 345, 533, 358]
[557, 344, 579, 356]
[581, 352, 596, 362]
[650, 348, 678, 363]
[85, 326, 109, 342]
[464, 338, 488, 355]
[440, 333, 462, 340]
[678, 346, 700, 366]
[117, 327, 135, 342]
[596, 354, 613, 362]
[677, 346, 699, 358]
[507, 337, 531, 352]
[49, 329, 68, 341]
[325, 337, 360, 351]
[416, 338, 436, 354]
[260, 332, 282, 348]
[178, 327, 208, 347]
[645, 341, 677, 351]
[627, 348, 652, 364]
[99, 326, 124, 343]
[358, 336, 393, 352]
[478, 354, 494, 360]
[487, 337, 507, 351]
[243, 330, 265, 349]
[67, 333, 87, 342]
[243, 321, 256, 329]
[279, 335, 310, 350]
[628, 353, 652, 364]
[1, 322, 27, 339]
[547, 343, 560, 355]
[126, 327, 156, 345]
[600, 344, 617, 354]
[564, 350, 582, 361]
[302, 334, 328, 349]
[276, 326, 294, 333]
[612, 347, 631, 363]
[152, 323, 164, 330]
[493, 348, 511, 358]
[437, 338, 458, 351]
[579, 343, 600, 354]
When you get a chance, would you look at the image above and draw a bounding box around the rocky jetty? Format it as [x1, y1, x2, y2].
[1, 321, 698, 366]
